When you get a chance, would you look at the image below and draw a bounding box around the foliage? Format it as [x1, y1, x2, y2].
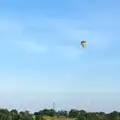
[0, 108, 119, 120]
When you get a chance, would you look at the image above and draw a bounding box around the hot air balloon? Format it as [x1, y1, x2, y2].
[81, 41, 87, 47]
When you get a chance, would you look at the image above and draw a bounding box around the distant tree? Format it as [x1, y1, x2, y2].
[0, 107, 120, 120]
[10, 109, 18, 115]
[57, 110, 68, 117]
[39, 109, 56, 117]
[69, 109, 79, 118]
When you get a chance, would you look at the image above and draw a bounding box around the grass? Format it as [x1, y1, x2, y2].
[43, 116, 76, 120]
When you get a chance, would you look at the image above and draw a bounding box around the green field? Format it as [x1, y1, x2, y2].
[43, 116, 76, 120]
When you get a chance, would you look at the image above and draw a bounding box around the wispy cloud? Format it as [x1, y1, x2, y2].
[25, 17, 111, 49]
[55, 45, 83, 59]
[0, 18, 22, 35]
[0, 16, 111, 59]
[18, 41, 48, 54]
[17, 40, 83, 59]
[15, 18, 107, 58]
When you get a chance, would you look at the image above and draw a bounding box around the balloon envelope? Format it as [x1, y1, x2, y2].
[81, 41, 87, 47]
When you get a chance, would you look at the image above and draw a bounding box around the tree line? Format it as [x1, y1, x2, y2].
[0, 108, 119, 120]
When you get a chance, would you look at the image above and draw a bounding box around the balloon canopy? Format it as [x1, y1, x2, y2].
[81, 41, 87, 47]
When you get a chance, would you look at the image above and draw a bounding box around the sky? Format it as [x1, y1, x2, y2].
[0, 0, 120, 113]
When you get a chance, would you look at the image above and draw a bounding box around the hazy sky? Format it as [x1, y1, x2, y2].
[0, 0, 120, 113]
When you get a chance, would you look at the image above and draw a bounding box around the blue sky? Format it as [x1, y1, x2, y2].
[0, 0, 120, 112]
